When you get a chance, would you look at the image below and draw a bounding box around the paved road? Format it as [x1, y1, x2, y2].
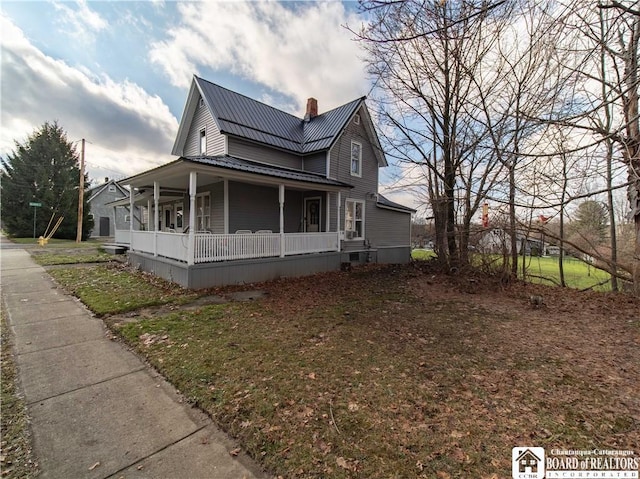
[1, 237, 267, 479]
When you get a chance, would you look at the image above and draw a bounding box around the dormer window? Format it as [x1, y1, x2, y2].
[200, 129, 206, 155]
[354, 113, 360, 125]
[350, 141, 362, 177]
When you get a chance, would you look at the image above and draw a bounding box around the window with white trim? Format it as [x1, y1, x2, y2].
[344, 199, 364, 240]
[196, 193, 210, 231]
[350, 141, 362, 177]
[200, 129, 206, 155]
[175, 203, 184, 229]
[354, 113, 360, 125]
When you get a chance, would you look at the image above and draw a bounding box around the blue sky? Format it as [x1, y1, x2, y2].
[1, 1, 379, 188]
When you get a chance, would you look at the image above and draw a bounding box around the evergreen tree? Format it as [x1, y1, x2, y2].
[0, 122, 93, 239]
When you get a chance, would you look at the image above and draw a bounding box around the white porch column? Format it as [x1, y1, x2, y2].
[336, 191, 341, 250]
[325, 192, 330, 232]
[279, 184, 285, 257]
[187, 171, 197, 265]
[153, 181, 159, 257]
[223, 179, 229, 234]
[128, 185, 134, 249]
[147, 198, 152, 231]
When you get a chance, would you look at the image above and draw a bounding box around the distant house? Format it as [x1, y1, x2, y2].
[87, 179, 131, 237]
[112, 75, 414, 288]
[477, 228, 544, 256]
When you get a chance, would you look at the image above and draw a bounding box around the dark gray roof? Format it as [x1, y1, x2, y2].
[184, 155, 353, 188]
[376, 194, 415, 213]
[196, 76, 364, 155]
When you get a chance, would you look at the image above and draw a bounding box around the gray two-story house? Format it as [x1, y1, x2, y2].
[113, 75, 413, 288]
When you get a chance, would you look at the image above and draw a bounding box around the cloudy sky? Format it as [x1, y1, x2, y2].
[1, 1, 383, 189]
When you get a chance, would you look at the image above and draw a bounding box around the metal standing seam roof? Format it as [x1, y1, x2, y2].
[184, 155, 353, 188]
[376, 194, 416, 213]
[195, 76, 364, 155]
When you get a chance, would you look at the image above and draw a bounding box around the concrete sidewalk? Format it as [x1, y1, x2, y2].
[1, 244, 267, 479]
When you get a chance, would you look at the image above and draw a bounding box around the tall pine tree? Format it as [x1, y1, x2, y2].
[1, 122, 93, 239]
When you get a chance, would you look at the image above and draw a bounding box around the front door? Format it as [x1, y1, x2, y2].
[163, 205, 173, 231]
[304, 197, 321, 232]
[99, 216, 110, 236]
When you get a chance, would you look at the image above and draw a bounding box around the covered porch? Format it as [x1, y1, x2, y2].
[112, 156, 351, 267]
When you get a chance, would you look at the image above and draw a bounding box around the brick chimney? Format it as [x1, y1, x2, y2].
[305, 98, 318, 121]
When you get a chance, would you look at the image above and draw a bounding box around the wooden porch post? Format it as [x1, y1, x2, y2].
[336, 191, 341, 251]
[153, 181, 159, 257]
[279, 184, 285, 257]
[187, 171, 197, 265]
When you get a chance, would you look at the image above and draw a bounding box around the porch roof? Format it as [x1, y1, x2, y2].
[121, 154, 353, 192]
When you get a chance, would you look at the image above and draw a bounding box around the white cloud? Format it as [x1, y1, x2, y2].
[0, 15, 178, 181]
[53, 0, 107, 42]
[149, 1, 368, 115]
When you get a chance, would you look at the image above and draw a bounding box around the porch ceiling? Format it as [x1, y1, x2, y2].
[121, 155, 352, 193]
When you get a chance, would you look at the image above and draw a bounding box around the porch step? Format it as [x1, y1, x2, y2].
[102, 243, 128, 255]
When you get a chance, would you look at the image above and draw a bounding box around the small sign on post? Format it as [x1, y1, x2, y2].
[29, 202, 42, 238]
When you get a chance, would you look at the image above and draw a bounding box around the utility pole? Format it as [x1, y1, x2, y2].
[76, 138, 85, 243]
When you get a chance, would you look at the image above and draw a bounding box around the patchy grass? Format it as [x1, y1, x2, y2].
[30, 250, 112, 266]
[8, 237, 103, 248]
[0, 309, 39, 478]
[522, 255, 611, 290]
[49, 264, 198, 316]
[411, 249, 437, 261]
[105, 265, 639, 479]
[414, 251, 612, 291]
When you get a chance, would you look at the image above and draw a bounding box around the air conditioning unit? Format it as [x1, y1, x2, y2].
[345, 230, 355, 240]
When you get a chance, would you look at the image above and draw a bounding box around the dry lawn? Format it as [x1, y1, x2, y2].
[104, 264, 639, 478]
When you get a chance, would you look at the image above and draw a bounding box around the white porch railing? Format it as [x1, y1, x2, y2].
[130, 231, 154, 253]
[285, 232, 338, 255]
[157, 232, 188, 262]
[117, 231, 339, 264]
[114, 229, 130, 244]
[195, 233, 281, 263]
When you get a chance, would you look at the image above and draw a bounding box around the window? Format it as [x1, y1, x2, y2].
[354, 113, 360, 125]
[124, 214, 131, 223]
[344, 199, 364, 239]
[175, 203, 184, 229]
[108, 185, 116, 192]
[196, 193, 210, 231]
[199, 97, 204, 108]
[200, 129, 206, 155]
[350, 141, 362, 177]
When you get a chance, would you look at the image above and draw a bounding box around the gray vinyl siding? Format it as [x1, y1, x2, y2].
[329, 106, 380, 249]
[210, 182, 225, 233]
[368, 206, 412, 247]
[227, 181, 304, 233]
[303, 152, 326, 175]
[184, 98, 225, 156]
[228, 138, 302, 169]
